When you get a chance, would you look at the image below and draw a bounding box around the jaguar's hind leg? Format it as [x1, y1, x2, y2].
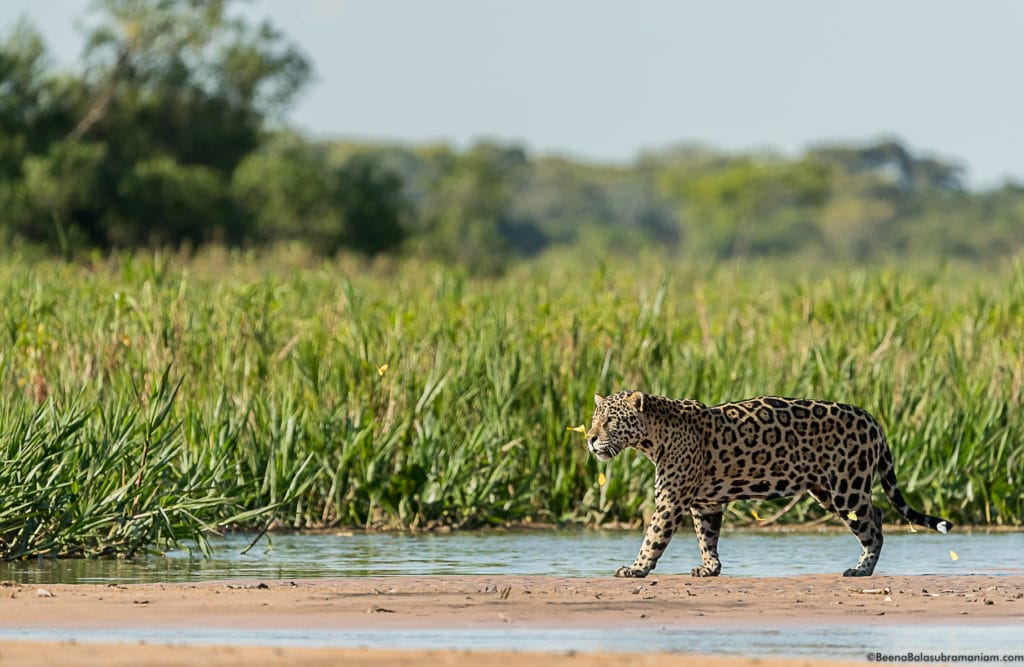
[833, 493, 884, 577]
[689, 505, 723, 577]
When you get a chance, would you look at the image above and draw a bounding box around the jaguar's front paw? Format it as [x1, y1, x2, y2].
[842, 567, 873, 577]
[614, 565, 649, 578]
[690, 565, 721, 577]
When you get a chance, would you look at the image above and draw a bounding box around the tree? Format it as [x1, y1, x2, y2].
[663, 155, 832, 258]
[1, 0, 311, 252]
[231, 134, 339, 246]
[233, 137, 408, 256]
[418, 143, 530, 274]
[74, 0, 309, 162]
[19, 141, 107, 253]
[334, 153, 408, 256]
[0, 22, 83, 247]
[810, 140, 964, 194]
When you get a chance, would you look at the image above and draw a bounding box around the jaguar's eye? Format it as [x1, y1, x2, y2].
[605, 418, 617, 429]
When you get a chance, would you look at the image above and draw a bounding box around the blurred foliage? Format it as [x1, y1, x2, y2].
[231, 134, 407, 255]
[2, 2, 1024, 271]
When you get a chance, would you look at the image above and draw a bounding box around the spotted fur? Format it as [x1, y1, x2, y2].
[587, 390, 952, 577]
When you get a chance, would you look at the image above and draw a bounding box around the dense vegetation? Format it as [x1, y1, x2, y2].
[1, 250, 1021, 559]
[2, 1, 1022, 560]
[3, 1, 1024, 269]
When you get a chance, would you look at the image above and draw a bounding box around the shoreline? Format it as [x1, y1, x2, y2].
[261, 522, 1023, 535]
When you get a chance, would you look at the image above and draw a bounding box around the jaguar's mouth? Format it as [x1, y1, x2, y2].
[589, 442, 620, 461]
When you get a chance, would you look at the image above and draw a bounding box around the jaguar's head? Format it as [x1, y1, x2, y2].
[586, 390, 647, 461]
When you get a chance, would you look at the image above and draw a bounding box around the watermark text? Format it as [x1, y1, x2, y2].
[867, 652, 1024, 664]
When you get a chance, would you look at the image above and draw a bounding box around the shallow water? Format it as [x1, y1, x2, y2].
[1, 529, 1020, 584]
[0, 623, 1020, 660]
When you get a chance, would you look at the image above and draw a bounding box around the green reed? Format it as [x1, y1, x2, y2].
[0, 249, 1021, 558]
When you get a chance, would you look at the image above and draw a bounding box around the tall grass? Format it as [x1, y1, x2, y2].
[0, 249, 1021, 558]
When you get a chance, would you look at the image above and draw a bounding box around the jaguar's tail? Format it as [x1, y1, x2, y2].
[877, 440, 953, 533]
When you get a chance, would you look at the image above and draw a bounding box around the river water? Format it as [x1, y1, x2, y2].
[1, 528, 1020, 584]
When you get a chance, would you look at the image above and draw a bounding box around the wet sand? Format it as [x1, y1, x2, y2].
[0, 642, 867, 667]
[1, 574, 1021, 666]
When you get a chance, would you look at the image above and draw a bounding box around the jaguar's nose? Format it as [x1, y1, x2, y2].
[587, 436, 597, 447]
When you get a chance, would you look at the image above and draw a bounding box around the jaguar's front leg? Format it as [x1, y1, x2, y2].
[689, 504, 723, 577]
[615, 485, 687, 578]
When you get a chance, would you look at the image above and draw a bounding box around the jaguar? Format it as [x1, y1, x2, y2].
[586, 390, 952, 577]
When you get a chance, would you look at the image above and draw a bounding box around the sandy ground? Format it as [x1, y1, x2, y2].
[1, 574, 1021, 666]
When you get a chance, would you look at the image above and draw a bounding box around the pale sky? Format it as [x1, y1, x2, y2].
[5, 1, 1024, 188]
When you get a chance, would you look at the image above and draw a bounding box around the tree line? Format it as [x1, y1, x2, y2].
[3, 0, 1023, 270]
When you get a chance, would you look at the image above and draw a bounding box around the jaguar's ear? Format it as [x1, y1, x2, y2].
[626, 391, 644, 412]
[594, 394, 606, 408]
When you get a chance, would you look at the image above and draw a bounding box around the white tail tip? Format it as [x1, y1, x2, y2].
[937, 521, 950, 534]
